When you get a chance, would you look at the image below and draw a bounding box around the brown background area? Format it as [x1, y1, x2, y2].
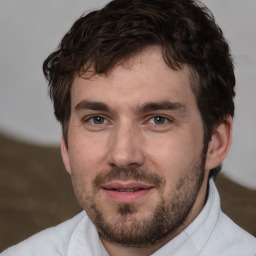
[0, 133, 255, 252]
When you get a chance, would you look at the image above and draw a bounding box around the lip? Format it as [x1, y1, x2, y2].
[102, 181, 154, 203]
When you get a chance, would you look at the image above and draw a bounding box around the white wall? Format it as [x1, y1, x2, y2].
[204, 0, 256, 189]
[0, 0, 255, 189]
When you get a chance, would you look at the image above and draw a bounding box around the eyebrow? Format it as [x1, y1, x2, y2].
[74, 99, 187, 116]
[75, 100, 111, 112]
[136, 101, 187, 114]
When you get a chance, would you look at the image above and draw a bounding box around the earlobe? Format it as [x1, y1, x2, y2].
[61, 137, 72, 175]
[205, 115, 232, 172]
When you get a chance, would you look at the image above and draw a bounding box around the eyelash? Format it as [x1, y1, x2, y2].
[84, 115, 109, 125]
[147, 115, 170, 125]
[83, 115, 172, 126]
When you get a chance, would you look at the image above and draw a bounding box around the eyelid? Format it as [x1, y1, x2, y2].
[149, 116, 168, 124]
[145, 114, 173, 123]
[90, 116, 107, 124]
[83, 114, 111, 124]
[82, 113, 174, 126]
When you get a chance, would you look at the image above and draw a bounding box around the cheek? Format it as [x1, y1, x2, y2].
[147, 134, 196, 161]
[67, 136, 111, 198]
[146, 132, 203, 179]
[67, 141, 97, 180]
[69, 131, 106, 164]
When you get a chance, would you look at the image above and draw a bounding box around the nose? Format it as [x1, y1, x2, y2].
[107, 123, 145, 168]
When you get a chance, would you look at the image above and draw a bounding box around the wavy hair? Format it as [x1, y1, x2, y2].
[43, 0, 235, 177]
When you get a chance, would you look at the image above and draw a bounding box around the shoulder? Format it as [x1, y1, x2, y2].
[1, 211, 86, 256]
[203, 211, 256, 255]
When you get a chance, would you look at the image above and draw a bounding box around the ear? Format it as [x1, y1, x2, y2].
[205, 115, 232, 172]
[61, 136, 72, 175]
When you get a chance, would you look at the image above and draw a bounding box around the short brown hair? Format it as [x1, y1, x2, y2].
[43, 0, 235, 176]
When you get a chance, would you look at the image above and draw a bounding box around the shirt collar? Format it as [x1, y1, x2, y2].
[152, 179, 220, 255]
[66, 212, 109, 256]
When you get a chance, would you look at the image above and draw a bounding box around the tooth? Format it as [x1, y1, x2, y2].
[118, 189, 136, 192]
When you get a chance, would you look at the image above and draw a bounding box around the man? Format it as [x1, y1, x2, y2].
[3, 0, 256, 255]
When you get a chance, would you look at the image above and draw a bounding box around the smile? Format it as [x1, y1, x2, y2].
[102, 181, 154, 203]
[113, 188, 142, 192]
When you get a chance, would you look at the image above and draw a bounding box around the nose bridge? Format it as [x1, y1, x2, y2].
[107, 119, 144, 168]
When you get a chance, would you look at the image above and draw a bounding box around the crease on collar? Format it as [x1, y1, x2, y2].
[66, 211, 103, 256]
[152, 179, 220, 255]
[184, 179, 221, 252]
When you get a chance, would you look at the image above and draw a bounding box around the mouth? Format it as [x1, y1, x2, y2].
[111, 188, 144, 192]
[102, 181, 154, 203]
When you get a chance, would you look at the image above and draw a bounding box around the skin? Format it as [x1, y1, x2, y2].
[61, 47, 232, 256]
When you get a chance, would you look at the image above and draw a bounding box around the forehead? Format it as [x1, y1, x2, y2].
[71, 47, 196, 109]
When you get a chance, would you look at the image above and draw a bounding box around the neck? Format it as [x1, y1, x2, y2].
[100, 238, 165, 256]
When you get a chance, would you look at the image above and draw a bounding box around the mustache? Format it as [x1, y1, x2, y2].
[93, 166, 166, 190]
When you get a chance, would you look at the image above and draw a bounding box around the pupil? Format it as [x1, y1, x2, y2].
[154, 116, 165, 124]
[94, 116, 104, 124]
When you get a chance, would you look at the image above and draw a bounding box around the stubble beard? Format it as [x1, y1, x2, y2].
[71, 152, 206, 248]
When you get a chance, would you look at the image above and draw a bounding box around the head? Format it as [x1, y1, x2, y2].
[43, 0, 235, 178]
[43, 0, 235, 252]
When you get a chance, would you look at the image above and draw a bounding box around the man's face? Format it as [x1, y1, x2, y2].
[62, 47, 209, 247]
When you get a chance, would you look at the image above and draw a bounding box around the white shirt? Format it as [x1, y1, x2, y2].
[2, 179, 256, 256]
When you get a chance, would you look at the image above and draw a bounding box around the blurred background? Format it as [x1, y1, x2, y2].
[0, 0, 255, 251]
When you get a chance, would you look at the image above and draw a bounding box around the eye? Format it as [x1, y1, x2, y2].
[88, 116, 107, 125]
[148, 116, 168, 125]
